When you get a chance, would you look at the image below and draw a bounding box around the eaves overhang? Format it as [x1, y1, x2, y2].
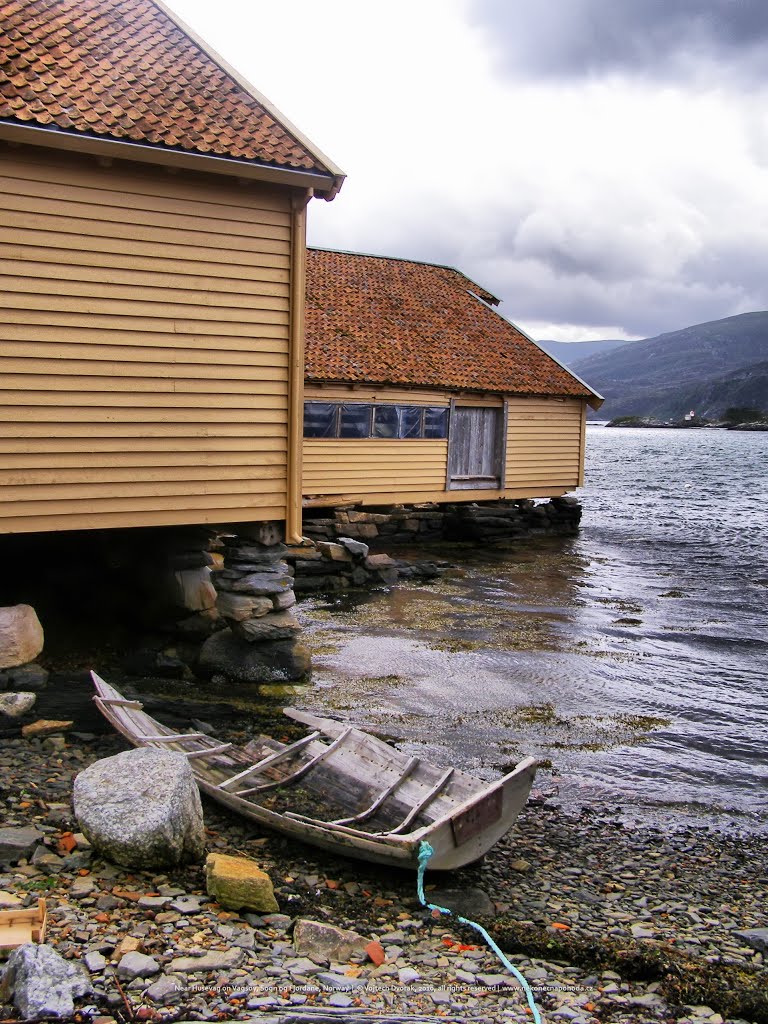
[0, 120, 344, 196]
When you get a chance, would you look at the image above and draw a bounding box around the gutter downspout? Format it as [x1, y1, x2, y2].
[286, 189, 311, 544]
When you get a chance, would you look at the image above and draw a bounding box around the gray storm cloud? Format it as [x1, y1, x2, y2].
[469, 0, 768, 80]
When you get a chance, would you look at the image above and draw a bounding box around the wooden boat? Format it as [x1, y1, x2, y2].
[91, 672, 538, 871]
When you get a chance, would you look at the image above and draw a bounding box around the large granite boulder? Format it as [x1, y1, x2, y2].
[198, 629, 310, 683]
[73, 748, 205, 869]
[1, 943, 92, 1019]
[0, 605, 44, 670]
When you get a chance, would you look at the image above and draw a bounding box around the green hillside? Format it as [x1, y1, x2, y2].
[571, 311, 768, 419]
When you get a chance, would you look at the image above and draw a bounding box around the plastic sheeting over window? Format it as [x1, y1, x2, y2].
[304, 402, 449, 439]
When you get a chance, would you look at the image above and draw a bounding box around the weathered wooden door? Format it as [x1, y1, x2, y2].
[447, 406, 505, 489]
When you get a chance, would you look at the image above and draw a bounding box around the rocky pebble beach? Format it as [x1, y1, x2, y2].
[1, 722, 767, 1024]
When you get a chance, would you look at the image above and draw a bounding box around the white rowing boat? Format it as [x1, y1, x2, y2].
[91, 671, 538, 871]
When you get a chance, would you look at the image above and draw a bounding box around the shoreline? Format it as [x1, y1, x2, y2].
[1, 724, 766, 1024]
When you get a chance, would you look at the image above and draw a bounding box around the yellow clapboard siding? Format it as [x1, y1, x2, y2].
[1, 274, 289, 312]
[0, 189, 291, 242]
[0, 325, 287, 355]
[0, 355, 288, 380]
[0, 464, 284, 485]
[0, 492, 285, 518]
[0, 441, 286, 458]
[0, 153, 290, 214]
[0, 257, 290, 298]
[304, 384, 451, 405]
[0, 388, 287, 407]
[0, 370, 288, 391]
[0, 506, 286, 534]
[0, 422, 287, 438]
[1, 292, 290, 327]
[0, 341, 288, 369]
[0, 210, 290, 257]
[0, 173, 290, 227]
[2, 225, 291, 271]
[0, 477, 285, 502]
[0, 242, 290, 285]
[0, 450, 285, 469]
[0, 145, 291, 530]
[0, 309, 288, 342]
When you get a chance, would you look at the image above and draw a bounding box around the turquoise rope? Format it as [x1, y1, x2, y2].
[417, 840, 543, 1024]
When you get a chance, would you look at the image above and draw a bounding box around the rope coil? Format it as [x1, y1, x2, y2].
[417, 840, 542, 1023]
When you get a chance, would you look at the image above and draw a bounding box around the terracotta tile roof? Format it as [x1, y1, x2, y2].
[0, 0, 341, 183]
[305, 249, 599, 401]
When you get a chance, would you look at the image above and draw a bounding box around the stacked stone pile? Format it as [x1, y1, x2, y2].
[286, 537, 440, 595]
[198, 522, 309, 685]
[140, 525, 220, 637]
[303, 497, 583, 547]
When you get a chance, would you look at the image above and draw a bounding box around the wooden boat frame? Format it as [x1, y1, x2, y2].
[91, 672, 538, 871]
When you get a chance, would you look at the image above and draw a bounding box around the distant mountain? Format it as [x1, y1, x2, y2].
[538, 338, 631, 366]
[571, 311, 768, 419]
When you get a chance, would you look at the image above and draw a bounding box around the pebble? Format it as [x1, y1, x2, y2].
[0, 726, 765, 1024]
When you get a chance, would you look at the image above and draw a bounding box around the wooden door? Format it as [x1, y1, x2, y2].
[447, 406, 505, 489]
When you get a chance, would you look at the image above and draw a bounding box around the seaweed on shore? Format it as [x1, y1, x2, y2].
[477, 916, 768, 1024]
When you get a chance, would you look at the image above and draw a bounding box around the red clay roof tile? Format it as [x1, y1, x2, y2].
[305, 249, 598, 401]
[0, 0, 340, 183]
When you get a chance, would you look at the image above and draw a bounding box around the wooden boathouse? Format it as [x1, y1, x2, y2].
[303, 249, 603, 508]
[0, 0, 344, 544]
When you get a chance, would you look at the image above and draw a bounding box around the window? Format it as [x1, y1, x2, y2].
[303, 402, 337, 438]
[373, 405, 399, 437]
[424, 407, 449, 438]
[339, 404, 373, 438]
[303, 402, 450, 440]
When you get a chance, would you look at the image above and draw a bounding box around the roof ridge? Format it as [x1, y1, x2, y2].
[308, 246, 499, 304]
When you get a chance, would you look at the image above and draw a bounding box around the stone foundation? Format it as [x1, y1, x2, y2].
[291, 498, 582, 594]
[303, 497, 582, 546]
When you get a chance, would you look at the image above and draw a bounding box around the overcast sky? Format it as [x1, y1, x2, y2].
[167, 0, 768, 342]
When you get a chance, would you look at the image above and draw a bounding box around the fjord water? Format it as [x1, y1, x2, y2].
[304, 427, 768, 832]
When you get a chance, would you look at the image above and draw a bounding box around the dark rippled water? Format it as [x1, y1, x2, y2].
[300, 426, 768, 832]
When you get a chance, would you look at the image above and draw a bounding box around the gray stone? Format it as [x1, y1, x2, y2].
[215, 592, 273, 621]
[138, 894, 172, 909]
[0, 691, 36, 718]
[198, 630, 311, 683]
[146, 974, 184, 1003]
[427, 886, 496, 918]
[293, 919, 367, 962]
[316, 972, 366, 990]
[70, 877, 96, 898]
[398, 967, 421, 984]
[224, 542, 288, 564]
[117, 951, 161, 980]
[328, 993, 354, 1007]
[0, 605, 44, 670]
[272, 589, 297, 610]
[733, 927, 768, 953]
[1, 943, 91, 1019]
[73, 748, 205, 870]
[337, 537, 369, 557]
[170, 894, 204, 914]
[0, 663, 49, 692]
[83, 951, 107, 973]
[231, 610, 301, 643]
[0, 826, 44, 866]
[168, 948, 244, 973]
[217, 564, 293, 595]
